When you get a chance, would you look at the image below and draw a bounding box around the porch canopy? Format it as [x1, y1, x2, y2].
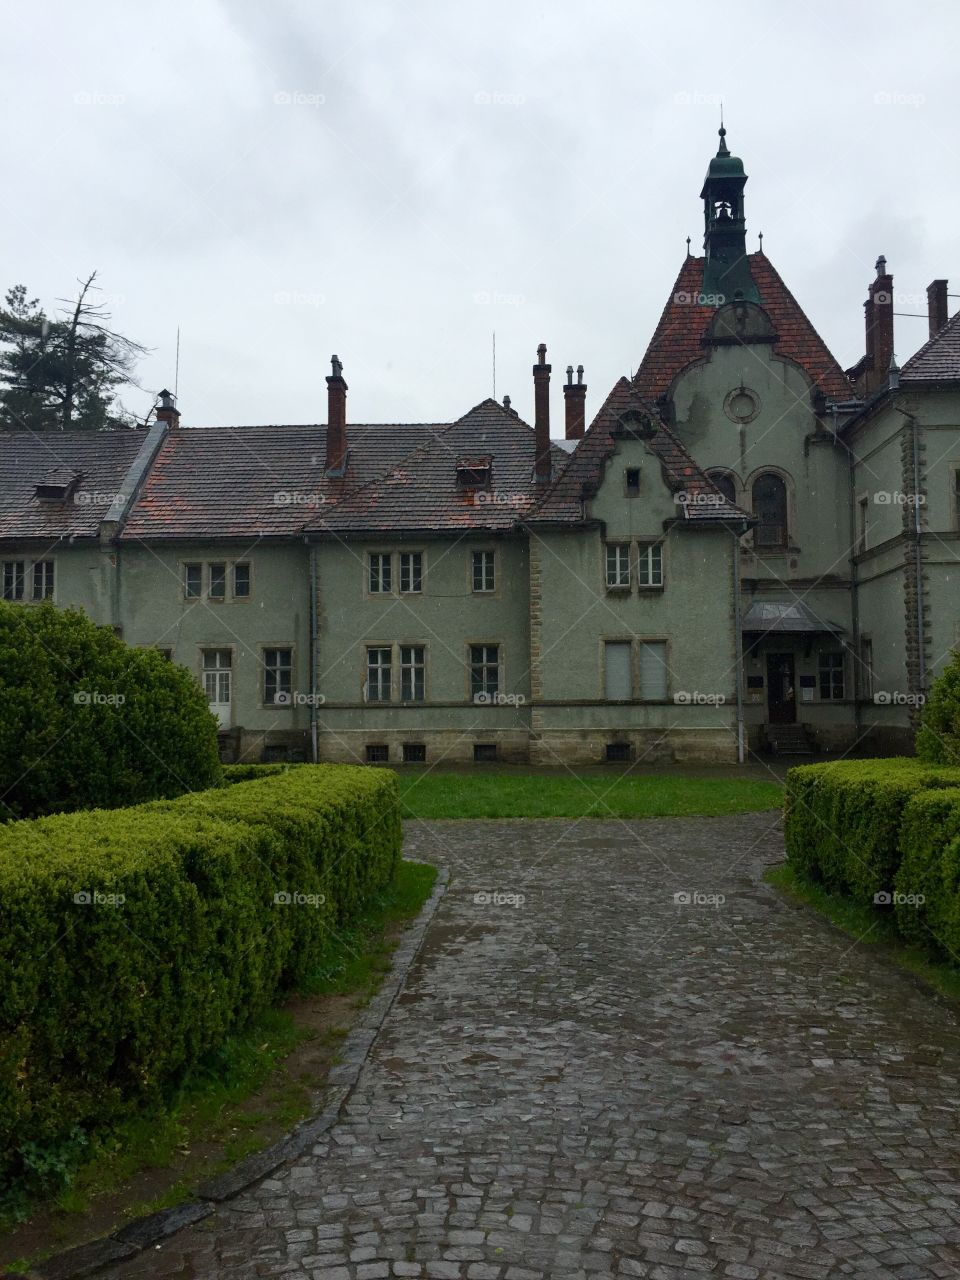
[742, 601, 845, 635]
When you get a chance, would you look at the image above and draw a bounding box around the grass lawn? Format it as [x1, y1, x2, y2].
[766, 862, 960, 1004]
[0, 860, 437, 1270]
[397, 771, 783, 820]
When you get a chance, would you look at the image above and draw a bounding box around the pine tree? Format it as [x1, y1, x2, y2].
[0, 273, 147, 431]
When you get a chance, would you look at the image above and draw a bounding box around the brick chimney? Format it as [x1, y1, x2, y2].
[927, 279, 948, 339]
[325, 354, 348, 476]
[563, 365, 587, 440]
[864, 255, 894, 395]
[533, 343, 551, 484]
[155, 389, 180, 429]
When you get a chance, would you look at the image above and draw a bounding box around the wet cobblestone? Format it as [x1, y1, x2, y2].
[102, 814, 960, 1278]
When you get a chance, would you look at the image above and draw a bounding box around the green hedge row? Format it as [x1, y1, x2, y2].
[784, 759, 960, 962]
[896, 788, 960, 958]
[783, 759, 960, 900]
[0, 765, 400, 1202]
[221, 762, 304, 783]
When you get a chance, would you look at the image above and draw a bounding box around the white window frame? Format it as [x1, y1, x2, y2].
[263, 646, 293, 706]
[2, 560, 25, 601]
[472, 550, 496, 593]
[605, 543, 631, 590]
[469, 643, 500, 701]
[399, 551, 423, 594]
[400, 644, 426, 702]
[369, 552, 392, 594]
[366, 646, 393, 702]
[638, 542, 664, 589]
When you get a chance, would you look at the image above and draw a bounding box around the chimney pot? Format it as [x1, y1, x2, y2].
[927, 279, 948, 339]
[156, 388, 180, 429]
[532, 343, 552, 483]
[863, 258, 894, 395]
[563, 363, 587, 441]
[325, 354, 348, 475]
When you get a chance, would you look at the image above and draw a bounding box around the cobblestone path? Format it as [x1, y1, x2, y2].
[102, 814, 960, 1279]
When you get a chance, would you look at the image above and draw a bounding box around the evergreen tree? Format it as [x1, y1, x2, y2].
[0, 272, 147, 431]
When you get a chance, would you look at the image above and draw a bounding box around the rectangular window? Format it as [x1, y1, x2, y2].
[819, 651, 845, 700]
[369, 553, 392, 593]
[606, 742, 632, 762]
[202, 648, 232, 725]
[2, 561, 24, 601]
[184, 563, 202, 599]
[638, 543, 664, 588]
[625, 468, 641, 497]
[470, 644, 499, 701]
[858, 638, 874, 700]
[474, 743, 498, 763]
[233, 562, 250, 598]
[32, 560, 54, 600]
[366, 646, 392, 702]
[858, 497, 869, 553]
[209, 562, 226, 600]
[639, 641, 668, 701]
[604, 641, 632, 700]
[263, 647, 293, 705]
[400, 644, 425, 702]
[399, 552, 423, 594]
[365, 743, 389, 764]
[472, 550, 495, 593]
[403, 742, 426, 763]
[605, 543, 630, 589]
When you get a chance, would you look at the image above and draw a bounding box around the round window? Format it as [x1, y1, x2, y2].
[723, 386, 760, 424]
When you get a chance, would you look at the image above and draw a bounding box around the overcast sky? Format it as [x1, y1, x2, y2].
[2, 0, 956, 430]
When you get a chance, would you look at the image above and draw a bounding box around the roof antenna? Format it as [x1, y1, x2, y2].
[174, 325, 181, 398]
[758, 231, 763, 253]
[717, 102, 729, 155]
[686, 235, 691, 257]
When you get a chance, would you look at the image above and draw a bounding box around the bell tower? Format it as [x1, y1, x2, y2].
[700, 125, 759, 304]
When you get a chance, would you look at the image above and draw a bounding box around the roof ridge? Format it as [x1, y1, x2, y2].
[901, 307, 960, 375]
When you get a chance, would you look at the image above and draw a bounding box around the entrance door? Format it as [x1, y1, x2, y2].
[202, 648, 233, 727]
[766, 653, 796, 724]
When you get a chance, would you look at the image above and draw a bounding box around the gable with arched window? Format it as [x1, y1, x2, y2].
[752, 472, 788, 548]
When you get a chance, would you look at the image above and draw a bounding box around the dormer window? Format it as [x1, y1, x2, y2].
[455, 455, 493, 491]
[34, 468, 82, 504]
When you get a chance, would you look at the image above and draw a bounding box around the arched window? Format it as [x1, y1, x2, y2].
[707, 470, 737, 505]
[753, 473, 788, 548]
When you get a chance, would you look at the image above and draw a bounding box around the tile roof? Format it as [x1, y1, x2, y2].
[309, 399, 568, 535]
[529, 377, 750, 526]
[0, 429, 148, 543]
[121, 422, 447, 540]
[901, 309, 960, 382]
[634, 253, 852, 404]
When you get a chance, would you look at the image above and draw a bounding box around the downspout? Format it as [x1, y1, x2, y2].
[308, 542, 319, 763]
[846, 436, 862, 741]
[732, 529, 745, 765]
[911, 415, 926, 694]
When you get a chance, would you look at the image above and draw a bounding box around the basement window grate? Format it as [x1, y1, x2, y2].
[365, 744, 389, 764]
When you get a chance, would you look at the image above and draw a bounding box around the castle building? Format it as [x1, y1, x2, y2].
[2, 130, 958, 766]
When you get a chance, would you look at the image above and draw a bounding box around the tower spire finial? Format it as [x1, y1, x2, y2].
[717, 103, 729, 156]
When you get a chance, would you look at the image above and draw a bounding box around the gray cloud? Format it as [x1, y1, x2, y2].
[1, 0, 955, 428]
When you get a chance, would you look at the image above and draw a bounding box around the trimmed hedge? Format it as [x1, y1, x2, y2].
[916, 650, 960, 765]
[0, 601, 221, 819]
[895, 788, 960, 957]
[783, 759, 960, 902]
[0, 765, 400, 1203]
[221, 762, 303, 783]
